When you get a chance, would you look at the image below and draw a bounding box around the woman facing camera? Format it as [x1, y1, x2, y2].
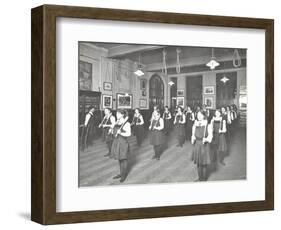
[191, 110, 213, 181]
[162, 106, 172, 135]
[131, 108, 145, 146]
[211, 109, 227, 166]
[174, 106, 186, 147]
[149, 109, 165, 160]
[111, 110, 131, 183]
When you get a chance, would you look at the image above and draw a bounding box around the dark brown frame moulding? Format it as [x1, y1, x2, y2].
[31, 4, 274, 225]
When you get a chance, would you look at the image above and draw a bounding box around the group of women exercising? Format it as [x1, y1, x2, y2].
[95, 104, 238, 183]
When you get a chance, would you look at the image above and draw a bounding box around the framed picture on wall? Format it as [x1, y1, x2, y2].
[116, 93, 133, 109]
[203, 86, 215, 95]
[140, 79, 147, 90]
[139, 99, 147, 108]
[102, 94, 112, 109]
[176, 97, 184, 108]
[79, 61, 92, 90]
[103, 82, 112, 91]
[177, 89, 184, 96]
[204, 97, 214, 109]
[32, 4, 273, 225]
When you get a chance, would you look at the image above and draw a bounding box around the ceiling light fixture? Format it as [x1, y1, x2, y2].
[220, 76, 229, 83]
[206, 48, 220, 70]
[168, 81, 175, 86]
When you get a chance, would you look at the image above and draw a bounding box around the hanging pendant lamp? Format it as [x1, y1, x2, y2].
[206, 48, 220, 70]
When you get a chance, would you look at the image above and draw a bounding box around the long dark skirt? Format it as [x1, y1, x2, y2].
[134, 125, 145, 146]
[164, 119, 172, 134]
[175, 123, 185, 145]
[185, 121, 193, 140]
[111, 136, 130, 160]
[150, 130, 165, 146]
[192, 140, 211, 165]
[212, 133, 227, 152]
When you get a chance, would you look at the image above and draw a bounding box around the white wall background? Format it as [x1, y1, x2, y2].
[0, 0, 279, 228]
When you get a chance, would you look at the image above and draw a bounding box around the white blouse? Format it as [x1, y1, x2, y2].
[192, 119, 213, 143]
[119, 122, 131, 137]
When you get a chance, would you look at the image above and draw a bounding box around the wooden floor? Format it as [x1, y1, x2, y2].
[79, 126, 246, 187]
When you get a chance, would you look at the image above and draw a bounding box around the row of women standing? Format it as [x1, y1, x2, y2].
[151, 104, 238, 181]
[191, 105, 238, 181]
[97, 104, 238, 183]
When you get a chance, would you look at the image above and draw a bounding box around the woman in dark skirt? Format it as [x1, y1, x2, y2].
[191, 110, 213, 181]
[99, 108, 116, 157]
[194, 105, 201, 121]
[174, 106, 186, 147]
[211, 109, 227, 166]
[111, 110, 131, 183]
[149, 109, 165, 160]
[230, 104, 238, 128]
[185, 106, 195, 141]
[131, 108, 145, 146]
[162, 106, 172, 135]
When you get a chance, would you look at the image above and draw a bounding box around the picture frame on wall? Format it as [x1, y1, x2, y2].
[79, 61, 92, 90]
[177, 89, 184, 96]
[116, 93, 133, 109]
[31, 4, 274, 225]
[203, 86, 215, 95]
[103, 81, 112, 91]
[139, 99, 147, 108]
[204, 97, 214, 109]
[176, 97, 185, 108]
[140, 79, 147, 90]
[102, 94, 112, 109]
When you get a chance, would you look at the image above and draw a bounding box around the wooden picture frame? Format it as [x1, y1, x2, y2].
[176, 96, 185, 107]
[203, 86, 215, 95]
[103, 82, 112, 91]
[102, 94, 112, 109]
[140, 79, 147, 90]
[31, 4, 274, 225]
[177, 89, 184, 96]
[116, 93, 133, 109]
[139, 99, 147, 108]
[204, 96, 214, 109]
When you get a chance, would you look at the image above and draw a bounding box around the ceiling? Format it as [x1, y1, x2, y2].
[86, 42, 246, 71]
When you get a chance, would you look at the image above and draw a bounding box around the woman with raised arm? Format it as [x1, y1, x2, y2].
[191, 110, 213, 181]
[185, 106, 195, 141]
[131, 108, 145, 146]
[149, 109, 165, 160]
[211, 109, 227, 166]
[99, 108, 116, 157]
[111, 110, 131, 183]
[174, 106, 186, 147]
[163, 106, 172, 135]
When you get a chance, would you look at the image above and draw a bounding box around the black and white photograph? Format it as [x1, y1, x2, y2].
[176, 96, 185, 107]
[177, 89, 184, 96]
[78, 42, 247, 187]
[117, 93, 133, 109]
[102, 94, 112, 109]
[204, 86, 215, 94]
[103, 82, 112, 91]
[204, 96, 214, 109]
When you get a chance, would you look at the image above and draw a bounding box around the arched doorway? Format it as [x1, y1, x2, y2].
[149, 74, 164, 110]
